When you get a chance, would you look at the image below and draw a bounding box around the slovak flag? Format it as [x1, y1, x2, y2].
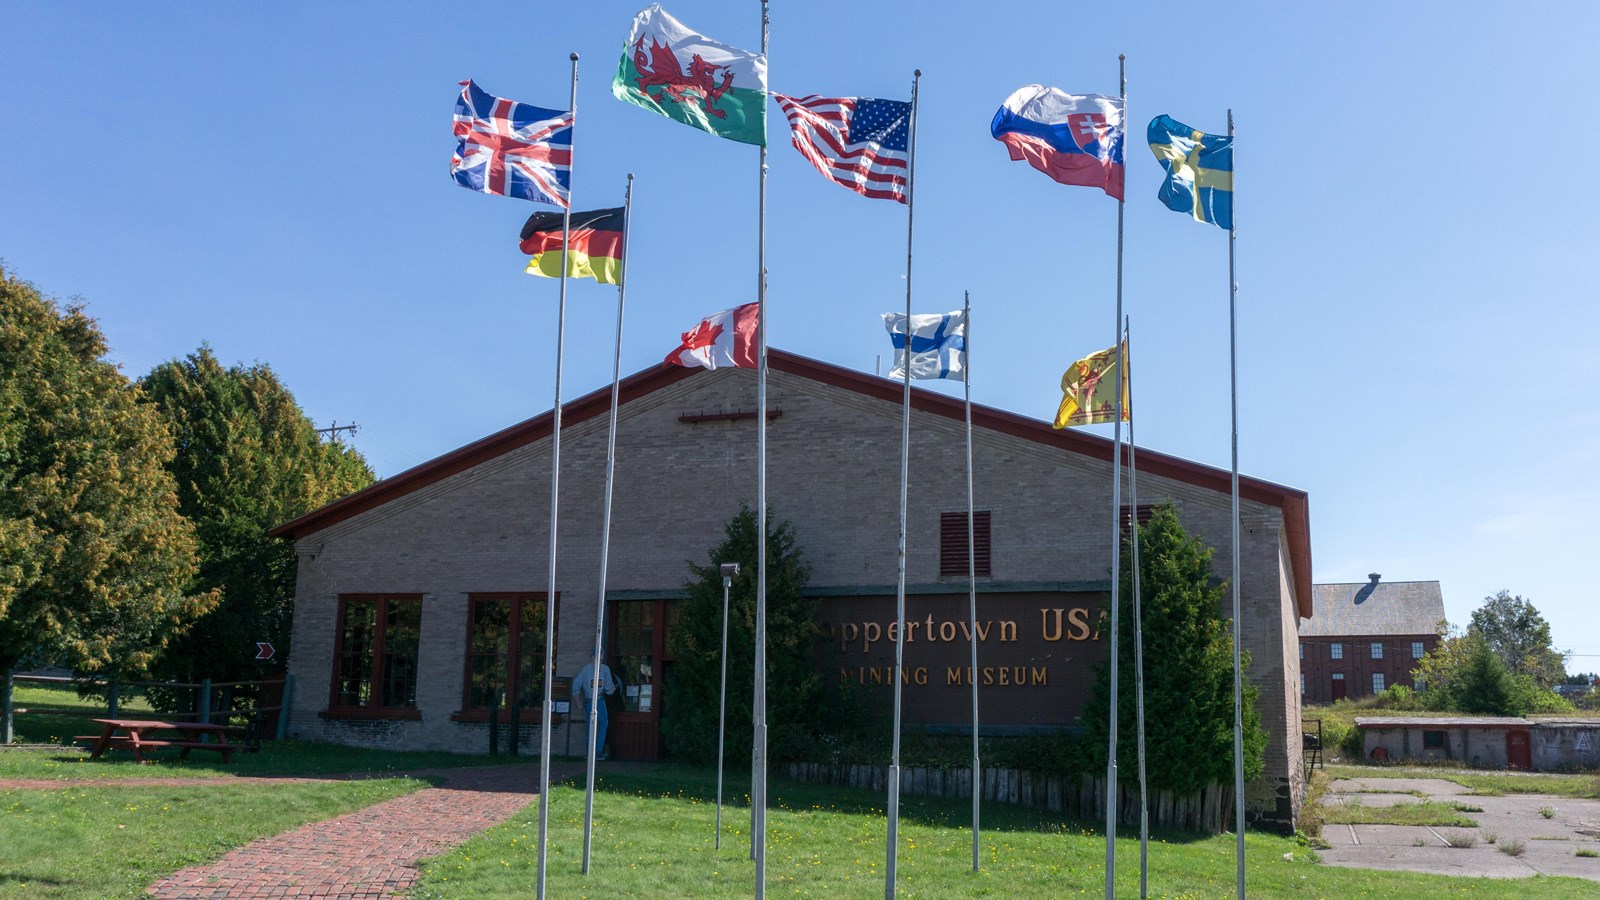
[991, 85, 1124, 200]
[665, 302, 758, 369]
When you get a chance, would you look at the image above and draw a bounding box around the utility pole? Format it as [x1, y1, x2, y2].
[314, 420, 359, 442]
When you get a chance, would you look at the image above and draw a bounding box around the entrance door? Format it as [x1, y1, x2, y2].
[1330, 675, 1346, 701]
[610, 599, 678, 761]
[1507, 730, 1532, 770]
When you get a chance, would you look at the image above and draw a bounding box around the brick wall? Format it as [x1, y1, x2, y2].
[1300, 634, 1437, 704]
[284, 365, 1306, 829]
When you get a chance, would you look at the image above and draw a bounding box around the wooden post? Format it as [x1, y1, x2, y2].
[275, 674, 295, 741]
[488, 691, 500, 757]
[509, 695, 521, 757]
[1, 669, 13, 744]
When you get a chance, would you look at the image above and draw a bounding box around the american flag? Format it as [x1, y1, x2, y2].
[773, 94, 910, 203]
[451, 80, 572, 207]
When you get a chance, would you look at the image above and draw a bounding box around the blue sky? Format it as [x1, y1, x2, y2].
[5, 2, 1597, 663]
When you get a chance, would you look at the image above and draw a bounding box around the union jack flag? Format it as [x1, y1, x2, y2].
[451, 80, 572, 207]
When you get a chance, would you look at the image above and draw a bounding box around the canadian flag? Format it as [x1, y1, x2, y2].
[665, 302, 758, 369]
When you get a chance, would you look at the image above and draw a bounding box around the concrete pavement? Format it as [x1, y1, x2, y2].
[1318, 774, 1600, 882]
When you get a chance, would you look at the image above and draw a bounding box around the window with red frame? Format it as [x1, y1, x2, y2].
[331, 594, 422, 714]
[463, 593, 555, 714]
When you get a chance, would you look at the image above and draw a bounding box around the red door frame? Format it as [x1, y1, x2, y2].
[1506, 730, 1532, 770]
[609, 599, 678, 761]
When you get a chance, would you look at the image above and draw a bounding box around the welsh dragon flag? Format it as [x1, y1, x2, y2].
[613, 4, 767, 146]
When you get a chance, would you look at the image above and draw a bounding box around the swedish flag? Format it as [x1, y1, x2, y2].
[1147, 115, 1233, 229]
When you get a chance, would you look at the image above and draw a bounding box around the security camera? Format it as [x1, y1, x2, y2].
[720, 563, 741, 578]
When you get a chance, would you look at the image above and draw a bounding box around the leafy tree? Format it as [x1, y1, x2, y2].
[0, 268, 216, 682]
[1412, 623, 1469, 708]
[1082, 504, 1266, 801]
[1375, 683, 1425, 710]
[139, 347, 375, 695]
[1413, 627, 1572, 716]
[661, 505, 824, 764]
[1468, 590, 1566, 688]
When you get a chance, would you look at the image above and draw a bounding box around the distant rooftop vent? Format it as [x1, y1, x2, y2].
[1368, 572, 1381, 584]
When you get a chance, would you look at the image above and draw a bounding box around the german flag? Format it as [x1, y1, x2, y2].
[519, 207, 625, 285]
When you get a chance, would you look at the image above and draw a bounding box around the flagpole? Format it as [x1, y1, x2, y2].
[716, 561, 734, 850]
[535, 51, 577, 900]
[1227, 107, 1246, 900]
[753, 3, 771, 896]
[1127, 316, 1148, 900]
[750, 651, 758, 863]
[963, 289, 980, 874]
[885, 67, 919, 900]
[1103, 53, 1126, 900]
[581, 173, 633, 874]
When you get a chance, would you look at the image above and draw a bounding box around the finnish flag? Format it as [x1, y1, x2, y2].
[882, 310, 966, 381]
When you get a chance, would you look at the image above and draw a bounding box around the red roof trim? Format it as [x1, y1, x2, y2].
[269, 362, 697, 541]
[767, 353, 1313, 615]
[272, 349, 1313, 615]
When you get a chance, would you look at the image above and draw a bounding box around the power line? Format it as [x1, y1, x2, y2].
[314, 420, 359, 441]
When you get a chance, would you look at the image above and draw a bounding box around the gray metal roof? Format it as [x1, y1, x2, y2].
[1298, 579, 1446, 637]
[1355, 717, 1530, 728]
[1356, 716, 1600, 728]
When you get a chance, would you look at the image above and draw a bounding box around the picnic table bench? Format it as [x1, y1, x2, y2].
[77, 718, 245, 763]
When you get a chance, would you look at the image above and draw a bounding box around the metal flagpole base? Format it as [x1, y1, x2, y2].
[885, 766, 900, 899]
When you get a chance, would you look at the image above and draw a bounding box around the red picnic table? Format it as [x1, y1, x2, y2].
[79, 718, 244, 763]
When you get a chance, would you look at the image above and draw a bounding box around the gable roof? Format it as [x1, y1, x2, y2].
[1299, 579, 1445, 637]
[271, 349, 1313, 615]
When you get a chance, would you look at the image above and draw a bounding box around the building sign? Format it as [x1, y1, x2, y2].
[814, 591, 1107, 729]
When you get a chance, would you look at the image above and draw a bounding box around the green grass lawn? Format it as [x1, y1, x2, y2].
[7, 682, 159, 747]
[1326, 764, 1600, 800]
[412, 764, 1600, 899]
[0, 740, 549, 781]
[4, 680, 542, 779]
[0, 777, 424, 899]
[4, 679, 550, 778]
[1320, 799, 1478, 828]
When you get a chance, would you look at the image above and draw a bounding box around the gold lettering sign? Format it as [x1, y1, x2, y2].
[835, 616, 1037, 653]
[817, 595, 1100, 726]
[841, 666, 934, 686]
[935, 667, 1048, 687]
[1040, 608, 1098, 642]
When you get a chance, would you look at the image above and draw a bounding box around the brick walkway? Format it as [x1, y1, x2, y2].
[132, 762, 580, 899]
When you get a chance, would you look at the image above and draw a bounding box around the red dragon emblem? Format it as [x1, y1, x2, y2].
[633, 36, 735, 119]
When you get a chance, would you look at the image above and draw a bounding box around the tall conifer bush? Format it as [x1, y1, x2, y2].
[1082, 504, 1266, 800]
[662, 505, 823, 763]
